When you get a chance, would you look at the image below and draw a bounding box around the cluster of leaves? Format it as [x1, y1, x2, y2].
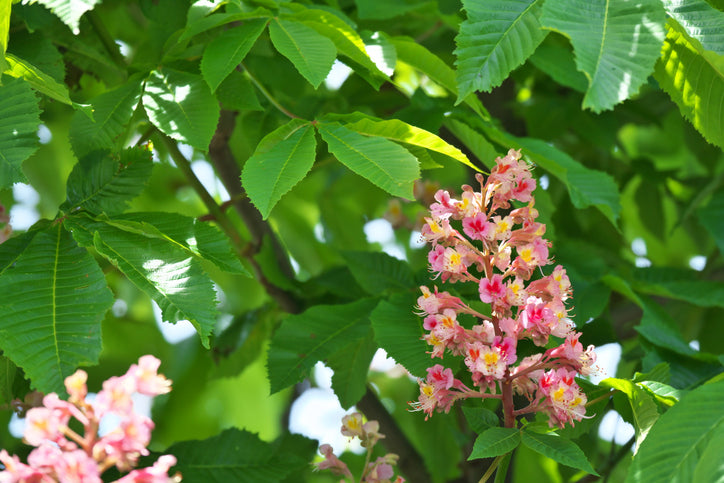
[1, 0, 723, 482]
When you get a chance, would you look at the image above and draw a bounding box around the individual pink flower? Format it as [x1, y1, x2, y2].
[95, 375, 136, 416]
[128, 356, 171, 396]
[23, 407, 66, 447]
[462, 213, 494, 241]
[65, 370, 88, 404]
[314, 444, 353, 479]
[479, 274, 507, 305]
[538, 368, 588, 428]
[341, 412, 364, 438]
[426, 364, 454, 390]
[0, 450, 48, 483]
[54, 450, 102, 483]
[96, 413, 154, 470]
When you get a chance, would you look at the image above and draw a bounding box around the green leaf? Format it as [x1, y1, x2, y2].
[632, 267, 724, 309]
[0, 75, 40, 188]
[66, 215, 218, 348]
[176, 8, 271, 45]
[654, 21, 724, 148]
[30, 0, 102, 34]
[4, 54, 91, 116]
[600, 377, 660, 451]
[462, 406, 500, 434]
[0, 0, 10, 73]
[455, 0, 547, 100]
[391, 36, 489, 118]
[317, 122, 419, 199]
[341, 250, 415, 295]
[168, 428, 316, 482]
[268, 18, 336, 88]
[0, 355, 17, 406]
[355, 0, 428, 20]
[528, 37, 588, 93]
[327, 329, 376, 409]
[113, 212, 250, 276]
[639, 381, 684, 407]
[663, 0, 724, 55]
[369, 294, 431, 378]
[201, 18, 268, 92]
[698, 188, 724, 254]
[292, 7, 388, 87]
[540, 0, 666, 112]
[142, 69, 220, 151]
[469, 427, 521, 460]
[479, 125, 622, 226]
[241, 120, 317, 219]
[0, 223, 113, 395]
[627, 380, 724, 483]
[267, 298, 377, 393]
[520, 430, 598, 475]
[324, 112, 479, 171]
[63, 148, 153, 215]
[69, 79, 144, 159]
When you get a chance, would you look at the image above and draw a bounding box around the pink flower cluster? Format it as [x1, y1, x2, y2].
[0, 356, 180, 482]
[412, 149, 596, 429]
[315, 413, 404, 483]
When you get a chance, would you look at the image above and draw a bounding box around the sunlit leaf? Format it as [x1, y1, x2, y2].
[241, 120, 317, 219]
[0, 224, 113, 394]
[66, 215, 218, 348]
[541, 0, 666, 112]
[655, 21, 724, 148]
[69, 78, 143, 158]
[143, 69, 220, 151]
[267, 298, 377, 393]
[0, 76, 39, 188]
[317, 121, 419, 199]
[28, 0, 102, 34]
[600, 377, 660, 452]
[455, 0, 547, 100]
[627, 380, 724, 483]
[663, 0, 724, 54]
[268, 18, 336, 88]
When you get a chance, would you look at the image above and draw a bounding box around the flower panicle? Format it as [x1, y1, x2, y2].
[412, 149, 598, 429]
[0, 355, 181, 482]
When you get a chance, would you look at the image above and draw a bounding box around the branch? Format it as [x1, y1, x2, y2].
[357, 387, 432, 483]
[208, 110, 300, 313]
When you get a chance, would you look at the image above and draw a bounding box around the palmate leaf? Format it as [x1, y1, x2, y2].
[66, 215, 217, 348]
[267, 298, 378, 393]
[0, 224, 113, 395]
[455, 0, 547, 100]
[63, 148, 153, 215]
[241, 120, 317, 219]
[600, 378, 660, 452]
[477, 121, 622, 226]
[663, 0, 724, 55]
[540, 0, 666, 112]
[291, 7, 388, 88]
[27, 0, 102, 34]
[69, 79, 144, 159]
[113, 212, 249, 275]
[392, 36, 489, 118]
[268, 18, 336, 88]
[327, 329, 376, 409]
[654, 21, 724, 148]
[369, 294, 431, 378]
[521, 430, 598, 475]
[201, 18, 269, 92]
[322, 112, 479, 171]
[627, 379, 724, 483]
[317, 122, 419, 199]
[168, 428, 316, 482]
[142, 69, 220, 151]
[469, 427, 521, 460]
[4, 54, 92, 117]
[341, 250, 415, 295]
[0, 75, 40, 188]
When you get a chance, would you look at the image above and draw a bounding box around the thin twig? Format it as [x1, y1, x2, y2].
[241, 64, 301, 119]
[478, 454, 504, 483]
